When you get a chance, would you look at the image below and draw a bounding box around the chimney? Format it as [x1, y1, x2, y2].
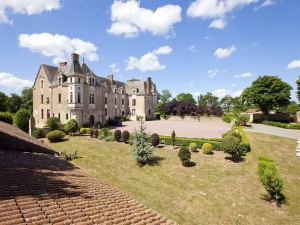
[107, 75, 114, 82]
[146, 77, 152, 94]
[71, 53, 79, 62]
[59, 62, 67, 67]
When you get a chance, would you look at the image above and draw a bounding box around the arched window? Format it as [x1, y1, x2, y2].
[40, 80, 44, 88]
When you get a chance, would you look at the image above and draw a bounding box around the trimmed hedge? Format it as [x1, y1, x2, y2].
[32, 129, 44, 139]
[46, 130, 65, 142]
[0, 112, 13, 124]
[80, 127, 90, 134]
[262, 120, 300, 129]
[236, 126, 251, 153]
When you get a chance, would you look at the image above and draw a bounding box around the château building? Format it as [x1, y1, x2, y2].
[32, 53, 157, 128]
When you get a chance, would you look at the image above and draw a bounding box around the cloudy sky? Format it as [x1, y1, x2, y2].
[0, 0, 299, 99]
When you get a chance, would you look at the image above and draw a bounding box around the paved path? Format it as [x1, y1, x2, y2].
[244, 123, 300, 140]
[114, 120, 231, 138]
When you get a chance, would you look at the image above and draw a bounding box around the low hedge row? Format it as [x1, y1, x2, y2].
[262, 120, 300, 129]
[0, 112, 14, 124]
[236, 126, 251, 153]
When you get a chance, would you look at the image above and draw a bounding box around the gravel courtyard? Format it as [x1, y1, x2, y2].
[113, 120, 231, 138]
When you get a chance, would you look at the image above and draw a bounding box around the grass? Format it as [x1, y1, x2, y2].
[48, 133, 300, 225]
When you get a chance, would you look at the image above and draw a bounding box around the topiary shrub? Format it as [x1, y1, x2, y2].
[222, 114, 231, 123]
[0, 112, 13, 124]
[257, 156, 284, 204]
[221, 135, 242, 161]
[46, 117, 61, 131]
[171, 130, 176, 148]
[64, 119, 78, 135]
[46, 130, 65, 142]
[80, 127, 90, 134]
[100, 128, 112, 137]
[122, 130, 130, 143]
[178, 146, 191, 166]
[189, 143, 197, 152]
[151, 133, 160, 147]
[202, 143, 212, 154]
[94, 128, 99, 138]
[32, 129, 44, 139]
[114, 129, 122, 141]
[14, 108, 31, 132]
[223, 130, 242, 142]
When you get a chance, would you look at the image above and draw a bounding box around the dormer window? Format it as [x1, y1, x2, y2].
[132, 89, 137, 95]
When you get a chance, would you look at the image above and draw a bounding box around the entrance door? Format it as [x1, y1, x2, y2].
[89, 115, 95, 125]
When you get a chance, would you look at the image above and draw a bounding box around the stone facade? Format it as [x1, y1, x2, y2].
[33, 53, 157, 128]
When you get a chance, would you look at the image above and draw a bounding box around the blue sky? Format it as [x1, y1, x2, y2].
[0, 0, 299, 100]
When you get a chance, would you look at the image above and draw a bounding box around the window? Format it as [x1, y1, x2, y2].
[115, 98, 117, 104]
[92, 94, 95, 104]
[92, 79, 95, 86]
[58, 113, 60, 120]
[47, 110, 50, 119]
[132, 89, 136, 95]
[41, 80, 43, 88]
[77, 78, 80, 83]
[70, 92, 73, 103]
[58, 94, 61, 103]
[52, 113, 54, 117]
[70, 77, 72, 83]
[58, 77, 61, 85]
[114, 88, 117, 94]
[89, 78, 91, 86]
[132, 109, 136, 115]
[137, 88, 139, 93]
[105, 108, 107, 116]
[105, 97, 107, 104]
[132, 99, 136, 106]
[66, 113, 68, 120]
[77, 92, 81, 103]
[41, 95, 44, 104]
[115, 109, 117, 115]
[41, 109, 44, 119]
[122, 98, 124, 105]
[148, 109, 151, 115]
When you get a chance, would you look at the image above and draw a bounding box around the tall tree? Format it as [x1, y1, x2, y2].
[296, 76, 300, 104]
[198, 92, 219, 108]
[0, 91, 8, 112]
[242, 76, 292, 114]
[8, 93, 23, 113]
[159, 89, 172, 103]
[21, 87, 33, 112]
[175, 93, 196, 104]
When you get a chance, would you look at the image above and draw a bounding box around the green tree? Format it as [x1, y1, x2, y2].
[220, 95, 234, 112]
[297, 76, 300, 103]
[0, 91, 8, 112]
[46, 117, 61, 131]
[8, 93, 23, 113]
[159, 89, 172, 103]
[175, 93, 196, 104]
[14, 108, 31, 132]
[21, 87, 33, 112]
[198, 92, 219, 108]
[285, 101, 299, 115]
[242, 76, 292, 114]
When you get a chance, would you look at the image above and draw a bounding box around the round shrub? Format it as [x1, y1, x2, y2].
[46, 130, 65, 142]
[223, 130, 242, 142]
[114, 129, 121, 141]
[202, 143, 212, 154]
[178, 146, 191, 166]
[46, 117, 61, 131]
[14, 109, 31, 132]
[0, 112, 13, 124]
[121, 130, 129, 143]
[80, 127, 90, 134]
[64, 119, 78, 135]
[101, 128, 111, 137]
[89, 128, 94, 138]
[189, 143, 197, 152]
[151, 133, 160, 147]
[221, 135, 242, 161]
[94, 129, 99, 138]
[32, 129, 43, 139]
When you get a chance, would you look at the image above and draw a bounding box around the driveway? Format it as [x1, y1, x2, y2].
[113, 120, 231, 138]
[244, 123, 300, 140]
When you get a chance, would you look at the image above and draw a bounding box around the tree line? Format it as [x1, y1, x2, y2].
[0, 88, 33, 113]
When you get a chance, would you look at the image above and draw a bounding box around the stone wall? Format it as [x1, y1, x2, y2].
[250, 113, 290, 123]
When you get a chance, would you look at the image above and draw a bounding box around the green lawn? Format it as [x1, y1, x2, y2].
[48, 133, 300, 225]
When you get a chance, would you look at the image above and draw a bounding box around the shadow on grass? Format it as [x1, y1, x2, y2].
[225, 156, 245, 163]
[260, 194, 286, 207]
[138, 156, 166, 167]
[183, 161, 196, 167]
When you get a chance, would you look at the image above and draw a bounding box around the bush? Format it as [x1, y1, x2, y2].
[0, 112, 13, 124]
[189, 143, 197, 152]
[100, 128, 112, 137]
[221, 135, 242, 161]
[121, 130, 130, 143]
[46, 117, 61, 131]
[89, 128, 98, 138]
[46, 130, 65, 142]
[237, 126, 251, 153]
[64, 119, 78, 135]
[262, 120, 300, 129]
[171, 130, 176, 147]
[104, 135, 114, 142]
[202, 143, 212, 154]
[239, 114, 250, 124]
[14, 109, 31, 132]
[80, 127, 90, 134]
[222, 114, 231, 123]
[151, 133, 160, 147]
[114, 129, 122, 141]
[257, 156, 284, 203]
[178, 146, 191, 166]
[223, 130, 242, 142]
[32, 129, 43, 139]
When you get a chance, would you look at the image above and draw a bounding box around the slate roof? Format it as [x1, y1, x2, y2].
[125, 80, 156, 95]
[42, 64, 58, 84]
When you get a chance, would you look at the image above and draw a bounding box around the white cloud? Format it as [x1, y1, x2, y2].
[107, 0, 182, 38]
[235, 72, 253, 78]
[153, 46, 173, 55]
[214, 46, 236, 58]
[0, 72, 33, 90]
[187, 0, 257, 29]
[109, 63, 120, 73]
[125, 46, 172, 72]
[19, 33, 99, 64]
[231, 90, 243, 97]
[287, 60, 300, 69]
[212, 88, 243, 98]
[188, 45, 197, 53]
[208, 69, 219, 78]
[0, 0, 61, 24]
[254, 0, 276, 10]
